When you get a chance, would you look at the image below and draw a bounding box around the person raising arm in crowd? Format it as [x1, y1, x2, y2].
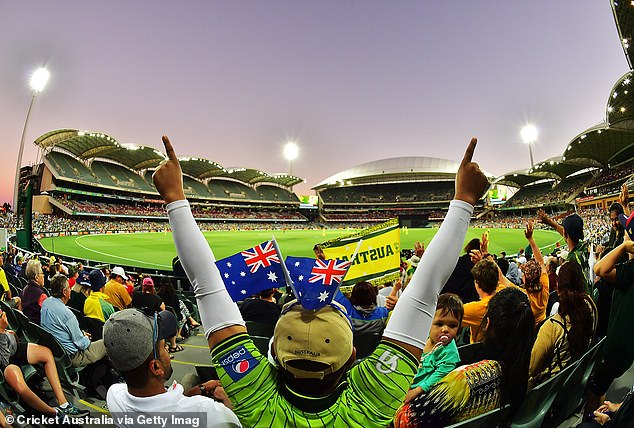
[153, 135, 489, 427]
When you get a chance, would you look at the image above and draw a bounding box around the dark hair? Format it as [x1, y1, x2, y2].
[436, 294, 464, 324]
[557, 262, 595, 360]
[464, 238, 480, 254]
[496, 258, 509, 276]
[49, 274, 69, 298]
[349, 281, 377, 307]
[481, 287, 534, 414]
[471, 260, 498, 294]
[158, 278, 176, 299]
[257, 288, 276, 299]
[609, 202, 624, 215]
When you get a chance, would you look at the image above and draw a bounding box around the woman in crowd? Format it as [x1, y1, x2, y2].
[395, 287, 535, 426]
[335, 281, 389, 334]
[0, 308, 88, 418]
[529, 261, 597, 388]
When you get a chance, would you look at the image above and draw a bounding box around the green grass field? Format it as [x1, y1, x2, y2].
[37, 227, 565, 271]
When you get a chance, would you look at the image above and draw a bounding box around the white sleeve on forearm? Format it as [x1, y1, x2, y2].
[383, 199, 473, 349]
[167, 200, 244, 338]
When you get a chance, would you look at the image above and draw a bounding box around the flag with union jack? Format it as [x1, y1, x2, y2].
[215, 240, 287, 302]
[285, 256, 352, 310]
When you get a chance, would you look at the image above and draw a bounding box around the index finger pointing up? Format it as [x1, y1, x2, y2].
[162, 135, 178, 161]
[461, 137, 478, 165]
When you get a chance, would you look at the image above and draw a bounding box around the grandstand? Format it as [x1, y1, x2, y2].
[313, 156, 492, 226]
[24, 129, 307, 229]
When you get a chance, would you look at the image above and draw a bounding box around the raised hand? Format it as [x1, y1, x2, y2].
[152, 135, 186, 204]
[480, 231, 489, 254]
[414, 241, 424, 257]
[620, 183, 629, 207]
[525, 221, 534, 240]
[454, 138, 489, 206]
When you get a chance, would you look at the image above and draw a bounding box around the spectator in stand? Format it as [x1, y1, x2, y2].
[546, 257, 559, 293]
[440, 237, 481, 304]
[132, 277, 165, 314]
[606, 201, 625, 250]
[538, 210, 591, 295]
[153, 135, 489, 426]
[104, 309, 240, 427]
[84, 269, 115, 323]
[104, 266, 132, 311]
[403, 294, 463, 403]
[395, 287, 534, 426]
[461, 259, 500, 343]
[67, 265, 79, 288]
[529, 261, 597, 388]
[521, 221, 549, 325]
[21, 259, 47, 324]
[334, 282, 390, 334]
[239, 288, 281, 325]
[517, 248, 527, 264]
[587, 239, 634, 415]
[67, 270, 91, 313]
[0, 307, 89, 418]
[41, 274, 109, 368]
[0, 254, 20, 310]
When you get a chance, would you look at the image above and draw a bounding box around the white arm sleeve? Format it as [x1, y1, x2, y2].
[167, 200, 245, 338]
[383, 199, 473, 349]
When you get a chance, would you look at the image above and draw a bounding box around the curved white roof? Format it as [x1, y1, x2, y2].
[314, 156, 461, 188]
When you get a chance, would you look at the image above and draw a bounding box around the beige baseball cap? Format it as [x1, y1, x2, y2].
[273, 300, 353, 380]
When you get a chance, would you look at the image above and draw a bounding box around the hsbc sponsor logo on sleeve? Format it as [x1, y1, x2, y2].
[219, 345, 259, 381]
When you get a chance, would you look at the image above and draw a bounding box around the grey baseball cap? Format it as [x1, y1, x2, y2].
[103, 309, 178, 372]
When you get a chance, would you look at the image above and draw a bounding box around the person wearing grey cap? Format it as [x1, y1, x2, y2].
[104, 309, 240, 427]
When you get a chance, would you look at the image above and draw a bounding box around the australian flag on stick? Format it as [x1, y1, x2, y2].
[215, 240, 287, 302]
[285, 256, 352, 310]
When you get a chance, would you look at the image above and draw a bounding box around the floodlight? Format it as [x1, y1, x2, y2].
[30, 68, 50, 93]
[284, 142, 299, 161]
[520, 124, 538, 144]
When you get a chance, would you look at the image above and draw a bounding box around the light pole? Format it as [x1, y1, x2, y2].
[13, 67, 50, 216]
[283, 142, 299, 175]
[521, 124, 538, 169]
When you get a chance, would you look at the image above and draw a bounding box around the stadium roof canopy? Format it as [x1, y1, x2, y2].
[313, 156, 493, 190]
[613, 0, 634, 70]
[223, 168, 304, 187]
[492, 169, 548, 188]
[527, 156, 592, 180]
[35, 128, 304, 188]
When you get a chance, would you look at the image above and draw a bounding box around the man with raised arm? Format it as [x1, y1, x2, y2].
[153, 136, 489, 427]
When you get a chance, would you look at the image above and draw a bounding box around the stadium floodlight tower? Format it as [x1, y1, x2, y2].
[520, 123, 538, 169]
[284, 141, 299, 175]
[13, 67, 50, 214]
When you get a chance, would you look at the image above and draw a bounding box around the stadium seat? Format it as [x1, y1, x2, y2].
[23, 322, 84, 397]
[245, 321, 275, 355]
[352, 332, 382, 360]
[446, 405, 510, 428]
[544, 338, 606, 427]
[510, 359, 577, 428]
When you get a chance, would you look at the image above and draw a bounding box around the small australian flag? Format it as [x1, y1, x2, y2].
[285, 256, 352, 310]
[215, 240, 286, 302]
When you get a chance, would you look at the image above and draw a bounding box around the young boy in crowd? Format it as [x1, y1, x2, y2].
[404, 294, 464, 403]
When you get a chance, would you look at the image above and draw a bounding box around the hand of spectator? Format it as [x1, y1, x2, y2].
[386, 295, 398, 310]
[480, 231, 489, 254]
[152, 135, 186, 204]
[83, 331, 91, 339]
[470, 249, 483, 264]
[620, 183, 629, 206]
[597, 400, 621, 414]
[524, 221, 534, 240]
[454, 138, 489, 206]
[313, 245, 326, 260]
[199, 380, 234, 409]
[403, 386, 424, 404]
[593, 410, 612, 425]
[537, 209, 549, 224]
[414, 241, 424, 258]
